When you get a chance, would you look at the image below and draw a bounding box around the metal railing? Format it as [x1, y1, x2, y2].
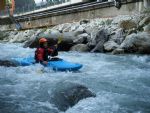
[0, 0, 71, 17]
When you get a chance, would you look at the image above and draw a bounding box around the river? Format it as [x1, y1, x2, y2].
[0, 43, 150, 113]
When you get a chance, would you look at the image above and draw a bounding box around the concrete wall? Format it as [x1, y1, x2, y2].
[1, 1, 147, 30]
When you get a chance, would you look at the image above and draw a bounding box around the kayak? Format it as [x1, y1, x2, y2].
[12, 57, 83, 71]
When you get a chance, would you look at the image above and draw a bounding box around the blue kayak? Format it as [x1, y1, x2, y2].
[12, 57, 82, 71]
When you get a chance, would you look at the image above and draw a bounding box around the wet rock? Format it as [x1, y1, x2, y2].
[80, 19, 90, 25]
[89, 29, 109, 52]
[50, 82, 96, 111]
[112, 15, 133, 25]
[24, 30, 74, 51]
[104, 41, 119, 52]
[119, 20, 137, 30]
[23, 29, 43, 48]
[74, 26, 85, 36]
[112, 48, 124, 54]
[73, 33, 90, 44]
[127, 28, 137, 35]
[110, 28, 126, 45]
[8, 29, 36, 43]
[70, 44, 90, 52]
[52, 23, 80, 32]
[0, 31, 6, 40]
[117, 32, 150, 54]
[0, 60, 17, 67]
[139, 16, 150, 28]
[143, 23, 150, 33]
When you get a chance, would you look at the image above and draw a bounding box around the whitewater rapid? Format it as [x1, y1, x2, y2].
[0, 43, 150, 113]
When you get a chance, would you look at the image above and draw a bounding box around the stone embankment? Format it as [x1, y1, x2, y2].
[0, 12, 150, 54]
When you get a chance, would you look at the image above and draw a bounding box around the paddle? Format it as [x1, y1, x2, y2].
[57, 34, 63, 45]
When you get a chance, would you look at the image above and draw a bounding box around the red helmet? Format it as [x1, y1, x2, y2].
[39, 38, 47, 44]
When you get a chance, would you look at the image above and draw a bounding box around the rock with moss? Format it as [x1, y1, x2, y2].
[119, 20, 137, 30]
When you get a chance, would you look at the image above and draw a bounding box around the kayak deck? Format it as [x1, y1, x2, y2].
[12, 57, 82, 71]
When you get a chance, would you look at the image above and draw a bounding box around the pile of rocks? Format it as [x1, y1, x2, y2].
[0, 12, 150, 54]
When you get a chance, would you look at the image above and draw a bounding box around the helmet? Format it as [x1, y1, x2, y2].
[39, 38, 47, 44]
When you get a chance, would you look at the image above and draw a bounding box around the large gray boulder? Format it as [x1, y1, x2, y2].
[114, 32, 150, 54]
[88, 29, 109, 52]
[70, 44, 90, 52]
[23, 29, 75, 51]
[110, 28, 126, 45]
[143, 23, 150, 33]
[104, 41, 119, 52]
[139, 16, 150, 28]
[73, 33, 90, 44]
[50, 81, 96, 112]
[9, 29, 36, 43]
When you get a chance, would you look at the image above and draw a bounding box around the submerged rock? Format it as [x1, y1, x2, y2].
[50, 82, 96, 111]
[0, 60, 17, 67]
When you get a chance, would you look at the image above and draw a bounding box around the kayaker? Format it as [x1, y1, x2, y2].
[35, 37, 58, 65]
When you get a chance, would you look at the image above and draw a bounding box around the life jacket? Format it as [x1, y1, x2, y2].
[35, 47, 54, 63]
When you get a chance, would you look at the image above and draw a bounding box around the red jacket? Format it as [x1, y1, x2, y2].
[35, 47, 54, 63]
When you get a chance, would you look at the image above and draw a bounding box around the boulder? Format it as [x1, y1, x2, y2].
[73, 26, 85, 36]
[127, 28, 137, 35]
[118, 32, 150, 54]
[89, 29, 109, 52]
[104, 41, 119, 52]
[110, 28, 126, 45]
[143, 23, 150, 33]
[9, 29, 36, 43]
[50, 81, 96, 111]
[24, 30, 74, 51]
[52, 23, 80, 32]
[80, 19, 90, 25]
[119, 20, 137, 30]
[23, 29, 42, 48]
[70, 44, 90, 52]
[0, 31, 6, 40]
[73, 33, 90, 44]
[112, 48, 125, 54]
[112, 15, 133, 25]
[139, 16, 150, 28]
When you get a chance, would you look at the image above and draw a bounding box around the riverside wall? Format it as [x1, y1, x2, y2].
[0, 1, 148, 30]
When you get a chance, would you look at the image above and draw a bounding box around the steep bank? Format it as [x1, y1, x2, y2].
[0, 12, 150, 54]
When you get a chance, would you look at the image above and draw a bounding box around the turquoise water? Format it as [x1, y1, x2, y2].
[0, 43, 150, 113]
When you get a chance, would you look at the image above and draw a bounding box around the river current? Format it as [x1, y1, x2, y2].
[0, 43, 150, 113]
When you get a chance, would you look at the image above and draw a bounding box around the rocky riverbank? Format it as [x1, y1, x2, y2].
[0, 12, 150, 54]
